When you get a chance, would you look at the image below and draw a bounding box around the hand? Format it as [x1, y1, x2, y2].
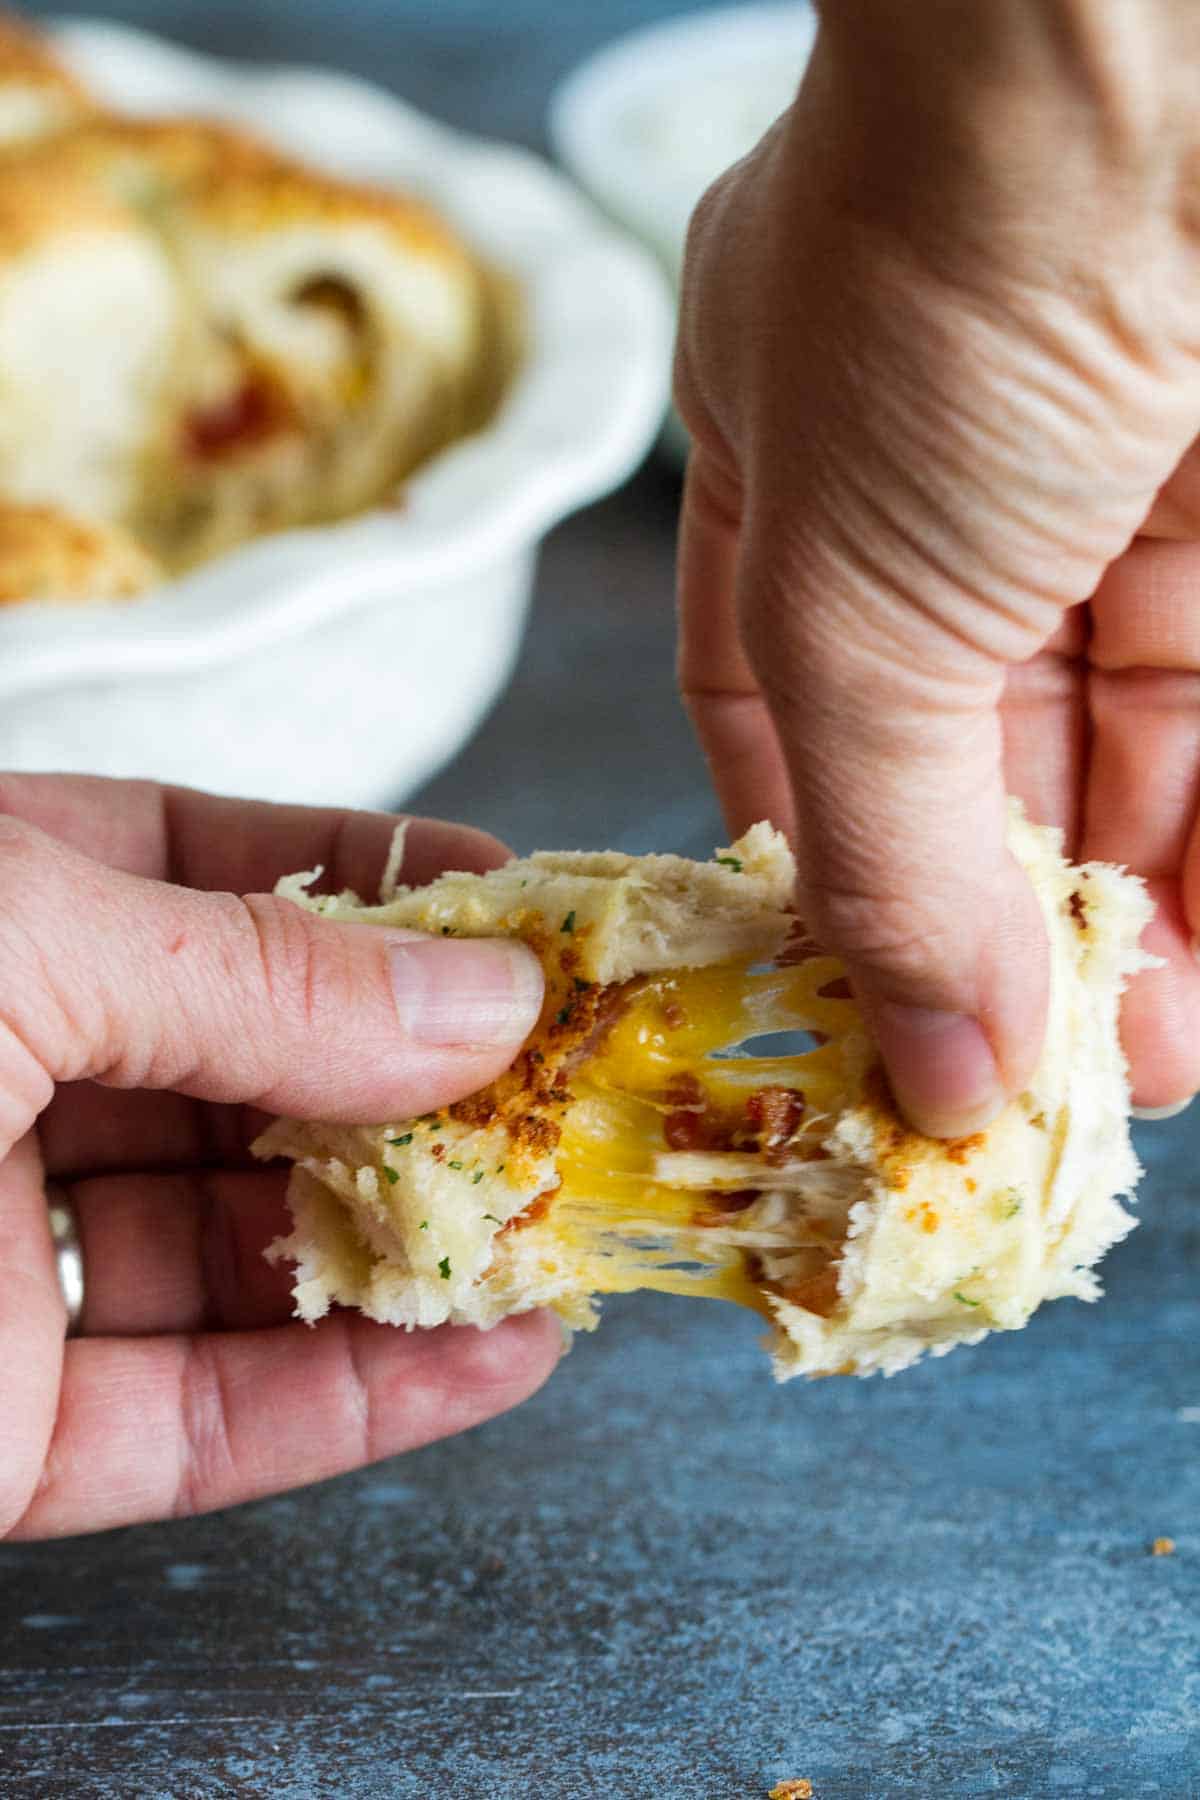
[676, 0, 1200, 1133]
[0, 774, 555, 1541]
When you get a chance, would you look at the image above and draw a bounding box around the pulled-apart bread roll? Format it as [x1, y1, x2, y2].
[0, 17, 510, 592]
[0, 12, 91, 148]
[50, 117, 498, 567]
[0, 147, 181, 525]
[256, 809, 1153, 1380]
[0, 501, 161, 603]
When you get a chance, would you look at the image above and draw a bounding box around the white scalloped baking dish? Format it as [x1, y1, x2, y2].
[0, 20, 672, 806]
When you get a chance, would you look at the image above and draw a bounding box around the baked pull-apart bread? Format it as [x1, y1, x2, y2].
[0, 18, 506, 594]
[45, 118, 497, 566]
[256, 808, 1153, 1380]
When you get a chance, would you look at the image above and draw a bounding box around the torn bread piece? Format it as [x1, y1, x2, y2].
[255, 809, 1153, 1379]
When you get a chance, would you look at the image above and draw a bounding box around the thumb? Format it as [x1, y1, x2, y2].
[0, 819, 543, 1149]
[741, 576, 1050, 1139]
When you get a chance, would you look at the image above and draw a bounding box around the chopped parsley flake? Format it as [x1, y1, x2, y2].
[1002, 1189, 1023, 1218]
[419, 1220, 429, 1231]
[472, 1169, 485, 1185]
[953, 1290, 982, 1309]
[382, 1165, 400, 1185]
[440, 925, 453, 936]
[483, 1213, 502, 1226]
[388, 1132, 414, 1147]
[573, 977, 592, 993]
[438, 1256, 452, 1280]
[556, 1006, 573, 1027]
[717, 855, 743, 873]
[496, 1162, 506, 1174]
[560, 910, 576, 934]
[448, 1159, 464, 1170]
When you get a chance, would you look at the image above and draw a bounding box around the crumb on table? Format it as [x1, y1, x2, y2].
[1151, 1536, 1176, 1557]
[768, 1782, 813, 1799]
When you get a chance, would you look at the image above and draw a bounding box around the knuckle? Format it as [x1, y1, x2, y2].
[805, 884, 961, 989]
[238, 893, 329, 1036]
[174, 1337, 237, 1520]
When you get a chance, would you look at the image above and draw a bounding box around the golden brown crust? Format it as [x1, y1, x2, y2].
[0, 503, 161, 604]
[53, 114, 473, 266]
[0, 141, 134, 249]
[0, 11, 90, 101]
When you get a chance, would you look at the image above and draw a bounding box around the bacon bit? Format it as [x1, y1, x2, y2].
[184, 378, 287, 459]
[693, 1188, 758, 1228]
[664, 1109, 715, 1151]
[746, 1086, 806, 1164]
[560, 979, 633, 1073]
[430, 1142, 446, 1162]
[499, 1181, 560, 1234]
[1152, 1536, 1176, 1557]
[780, 1267, 840, 1318]
[1068, 890, 1087, 930]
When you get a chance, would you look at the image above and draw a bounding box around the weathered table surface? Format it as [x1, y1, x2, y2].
[5, 5, 1199, 1796]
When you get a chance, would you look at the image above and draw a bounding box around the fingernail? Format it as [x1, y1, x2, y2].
[388, 937, 544, 1049]
[871, 1003, 1006, 1138]
[1131, 1097, 1194, 1121]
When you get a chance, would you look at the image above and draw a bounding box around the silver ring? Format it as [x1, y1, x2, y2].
[47, 1185, 84, 1337]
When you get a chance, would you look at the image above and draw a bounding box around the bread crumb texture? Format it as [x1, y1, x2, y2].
[257, 803, 1152, 1380]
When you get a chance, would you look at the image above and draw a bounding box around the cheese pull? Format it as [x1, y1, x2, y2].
[255, 809, 1152, 1379]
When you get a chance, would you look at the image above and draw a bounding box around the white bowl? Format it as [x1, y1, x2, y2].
[550, 3, 816, 459]
[0, 20, 673, 808]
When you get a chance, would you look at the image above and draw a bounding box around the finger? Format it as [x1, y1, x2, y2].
[0, 816, 545, 1154]
[66, 1168, 296, 1336]
[0, 773, 510, 894]
[7, 1310, 562, 1539]
[0, 1132, 64, 1532]
[1114, 878, 1200, 1109]
[38, 1083, 264, 1180]
[1143, 438, 1200, 541]
[676, 450, 796, 841]
[1084, 538, 1200, 1104]
[737, 528, 1049, 1137]
[999, 611, 1090, 852]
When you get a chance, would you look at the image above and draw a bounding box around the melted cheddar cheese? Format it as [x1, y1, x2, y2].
[493, 953, 862, 1321]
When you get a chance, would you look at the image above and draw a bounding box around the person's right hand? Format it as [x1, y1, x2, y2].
[676, 0, 1200, 1134]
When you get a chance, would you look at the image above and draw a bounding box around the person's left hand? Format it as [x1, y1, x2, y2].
[1, 774, 558, 1541]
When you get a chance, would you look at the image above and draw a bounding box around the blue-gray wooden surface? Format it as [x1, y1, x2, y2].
[4, 5, 1199, 1796]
